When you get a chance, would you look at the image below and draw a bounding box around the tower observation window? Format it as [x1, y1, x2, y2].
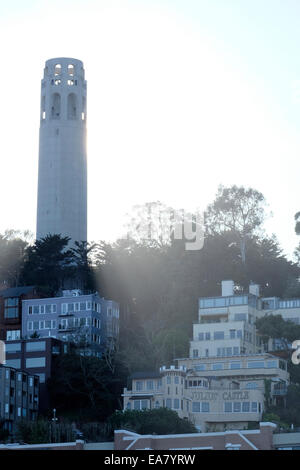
[54, 64, 61, 76]
[51, 93, 61, 119]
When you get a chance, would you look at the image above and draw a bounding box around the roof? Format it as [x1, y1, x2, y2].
[0, 286, 36, 298]
[130, 371, 161, 380]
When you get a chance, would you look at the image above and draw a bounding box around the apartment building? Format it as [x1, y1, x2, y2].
[22, 290, 119, 357]
[123, 353, 289, 432]
[4, 337, 68, 411]
[0, 286, 44, 342]
[123, 280, 291, 431]
[0, 365, 39, 433]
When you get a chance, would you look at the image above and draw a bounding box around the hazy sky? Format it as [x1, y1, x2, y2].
[1, 0, 300, 259]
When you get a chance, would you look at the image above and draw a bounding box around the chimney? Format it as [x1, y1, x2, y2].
[249, 283, 260, 297]
[221, 280, 234, 297]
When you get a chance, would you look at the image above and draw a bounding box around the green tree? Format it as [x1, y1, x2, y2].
[70, 240, 97, 291]
[0, 230, 32, 288]
[47, 352, 126, 421]
[20, 234, 74, 295]
[108, 408, 197, 436]
[205, 185, 268, 265]
[256, 314, 300, 351]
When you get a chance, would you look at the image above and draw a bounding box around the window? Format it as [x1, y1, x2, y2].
[198, 333, 204, 341]
[54, 63, 61, 75]
[224, 402, 233, 413]
[27, 321, 33, 331]
[136, 381, 143, 391]
[166, 398, 172, 409]
[266, 360, 278, 368]
[246, 382, 258, 389]
[68, 64, 75, 75]
[25, 357, 46, 368]
[193, 349, 198, 358]
[28, 306, 33, 314]
[67, 93, 77, 119]
[234, 313, 247, 321]
[174, 376, 179, 384]
[247, 361, 264, 369]
[192, 402, 200, 412]
[51, 93, 61, 119]
[173, 399, 180, 409]
[214, 331, 224, 340]
[233, 347, 239, 355]
[68, 303, 74, 313]
[166, 376, 171, 384]
[194, 364, 206, 371]
[5, 342, 21, 353]
[212, 363, 223, 370]
[230, 330, 236, 339]
[230, 362, 241, 370]
[233, 402, 241, 412]
[205, 332, 211, 340]
[242, 402, 250, 412]
[80, 302, 86, 311]
[146, 381, 153, 390]
[237, 330, 243, 339]
[201, 402, 209, 412]
[26, 341, 46, 352]
[251, 402, 258, 412]
[6, 330, 20, 341]
[226, 347, 232, 356]
[4, 298, 19, 318]
[62, 304, 67, 314]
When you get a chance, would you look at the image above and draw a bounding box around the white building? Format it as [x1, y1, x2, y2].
[36, 58, 87, 244]
[123, 280, 293, 432]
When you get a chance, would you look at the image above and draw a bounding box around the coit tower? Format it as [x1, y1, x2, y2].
[36, 57, 87, 244]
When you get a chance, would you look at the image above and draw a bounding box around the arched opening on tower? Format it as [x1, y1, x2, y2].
[51, 93, 61, 119]
[54, 64, 61, 76]
[68, 64, 75, 76]
[67, 93, 77, 119]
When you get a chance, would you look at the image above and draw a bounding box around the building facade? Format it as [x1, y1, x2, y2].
[4, 337, 68, 411]
[21, 290, 119, 357]
[36, 58, 87, 244]
[123, 280, 292, 432]
[123, 354, 289, 432]
[0, 286, 44, 342]
[0, 365, 39, 432]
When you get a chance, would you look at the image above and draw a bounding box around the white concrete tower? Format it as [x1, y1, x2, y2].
[36, 58, 87, 244]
